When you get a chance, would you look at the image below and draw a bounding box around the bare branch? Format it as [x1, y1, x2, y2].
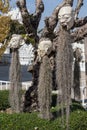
[16, 0, 44, 41]
[75, 0, 83, 19]
[16, 0, 26, 8]
[65, 0, 74, 6]
[31, 0, 44, 30]
[41, 1, 66, 40]
[71, 23, 87, 42]
[41, 0, 74, 40]
[73, 16, 87, 28]
[35, 0, 44, 12]
[16, 0, 36, 36]
[42, 0, 75, 39]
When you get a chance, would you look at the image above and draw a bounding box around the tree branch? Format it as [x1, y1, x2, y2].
[16, 0, 44, 42]
[71, 23, 87, 42]
[75, 0, 83, 19]
[16, 0, 36, 36]
[73, 16, 87, 28]
[41, 1, 67, 40]
[64, 0, 74, 6]
[31, 0, 44, 30]
[45, 1, 66, 32]
[41, 0, 74, 39]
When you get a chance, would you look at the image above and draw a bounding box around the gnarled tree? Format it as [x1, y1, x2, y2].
[16, 0, 87, 126]
[16, 0, 44, 112]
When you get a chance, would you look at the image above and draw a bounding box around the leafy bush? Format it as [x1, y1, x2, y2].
[0, 90, 87, 130]
[70, 111, 87, 130]
[0, 90, 10, 110]
[70, 99, 85, 111]
[0, 111, 87, 130]
[0, 90, 25, 110]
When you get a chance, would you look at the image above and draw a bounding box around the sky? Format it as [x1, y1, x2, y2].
[10, 0, 87, 29]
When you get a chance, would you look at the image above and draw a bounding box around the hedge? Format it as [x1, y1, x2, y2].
[0, 111, 87, 130]
[70, 110, 87, 130]
[0, 90, 87, 130]
[0, 90, 10, 110]
[0, 90, 25, 110]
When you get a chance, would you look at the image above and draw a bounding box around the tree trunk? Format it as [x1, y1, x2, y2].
[73, 59, 81, 101]
[9, 49, 22, 113]
[56, 28, 73, 129]
[23, 62, 40, 112]
[38, 55, 52, 120]
[73, 47, 83, 101]
[84, 37, 87, 98]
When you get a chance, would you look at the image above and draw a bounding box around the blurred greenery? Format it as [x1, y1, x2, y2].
[0, 110, 87, 130]
[0, 90, 87, 130]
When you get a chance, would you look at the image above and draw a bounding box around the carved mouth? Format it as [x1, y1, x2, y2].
[61, 24, 67, 29]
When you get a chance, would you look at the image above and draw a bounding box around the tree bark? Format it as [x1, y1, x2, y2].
[73, 60, 81, 100]
[9, 49, 22, 113]
[16, 0, 36, 36]
[56, 28, 73, 129]
[71, 23, 87, 42]
[84, 37, 87, 98]
[16, 0, 44, 112]
[38, 55, 52, 120]
[74, 16, 87, 28]
[16, 0, 44, 41]
[74, 0, 83, 18]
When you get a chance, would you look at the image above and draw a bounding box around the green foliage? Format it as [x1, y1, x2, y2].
[0, 110, 87, 130]
[10, 20, 35, 44]
[70, 99, 85, 112]
[0, 112, 63, 130]
[0, 90, 25, 110]
[10, 20, 26, 35]
[0, 90, 87, 130]
[70, 111, 87, 130]
[0, 90, 10, 110]
[0, 0, 9, 13]
[22, 34, 35, 44]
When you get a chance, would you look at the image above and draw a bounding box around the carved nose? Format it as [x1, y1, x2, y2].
[60, 18, 67, 23]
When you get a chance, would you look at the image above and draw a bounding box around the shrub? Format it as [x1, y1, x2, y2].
[0, 90, 10, 110]
[70, 99, 85, 112]
[0, 90, 25, 110]
[0, 110, 87, 130]
[0, 90, 87, 130]
[70, 111, 87, 130]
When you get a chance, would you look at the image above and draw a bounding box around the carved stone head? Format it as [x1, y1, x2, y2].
[37, 39, 53, 61]
[58, 5, 74, 30]
[9, 34, 25, 49]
